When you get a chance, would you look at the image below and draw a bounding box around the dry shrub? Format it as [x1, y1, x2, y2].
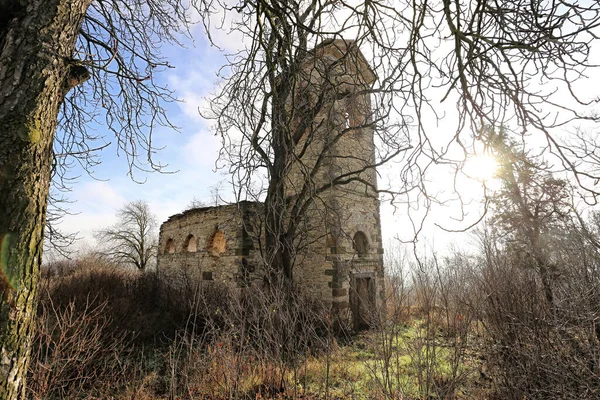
[40, 253, 205, 343]
[163, 282, 332, 399]
[27, 295, 133, 399]
[477, 250, 600, 400]
[29, 254, 208, 399]
[34, 254, 334, 399]
[365, 247, 482, 400]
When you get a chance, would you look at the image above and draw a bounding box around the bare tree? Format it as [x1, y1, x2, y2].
[185, 197, 208, 211]
[474, 213, 600, 399]
[204, 0, 600, 283]
[0, 0, 208, 396]
[206, 3, 411, 283]
[472, 130, 600, 398]
[95, 200, 158, 272]
[486, 127, 572, 308]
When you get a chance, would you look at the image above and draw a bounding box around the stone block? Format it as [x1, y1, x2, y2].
[329, 281, 343, 289]
[331, 301, 349, 311]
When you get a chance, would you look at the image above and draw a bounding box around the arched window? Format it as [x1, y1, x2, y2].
[184, 234, 197, 253]
[208, 230, 226, 257]
[353, 231, 369, 257]
[344, 97, 358, 130]
[165, 238, 175, 254]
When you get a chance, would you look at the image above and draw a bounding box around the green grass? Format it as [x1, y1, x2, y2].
[285, 320, 485, 399]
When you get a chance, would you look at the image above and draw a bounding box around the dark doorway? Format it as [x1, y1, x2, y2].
[351, 275, 375, 330]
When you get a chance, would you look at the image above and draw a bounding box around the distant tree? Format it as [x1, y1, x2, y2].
[486, 127, 572, 308]
[475, 135, 600, 396]
[95, 200, 158, 272]
[185, 182, 226, 211]
[209, 182, 225, 207]
[185, 197, 208, 211]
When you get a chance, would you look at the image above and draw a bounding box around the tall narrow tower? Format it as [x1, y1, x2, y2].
[289, 40, 384, 328]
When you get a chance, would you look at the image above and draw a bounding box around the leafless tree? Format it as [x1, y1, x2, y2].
[3, 0, 600, 396]
[185, 197, 208, 211]
[0, 0, 209, 396]
[469, 130, 600, 397]
[474, 216, 600, 399]
[486, 127, 573, 308]
[203, 0, 600, 281]
[95, 200, 158, 271]
[206, 2, 412, 282]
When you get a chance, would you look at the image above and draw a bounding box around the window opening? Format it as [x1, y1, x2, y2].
[184, 234, 197, 252]
[344, 112, 350, 129]
[209, 230, 226, 256]
[165, 238, 175, 254]
[353, 231, 369, 257]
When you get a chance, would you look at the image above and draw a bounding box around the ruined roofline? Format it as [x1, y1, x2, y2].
[305, 38, 377, 86]
[164, 200, 263, 223]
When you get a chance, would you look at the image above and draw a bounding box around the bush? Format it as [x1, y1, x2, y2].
[31, 256, 334, 399]
[27, 295, 133, 398]
[477, 248, 600, 399]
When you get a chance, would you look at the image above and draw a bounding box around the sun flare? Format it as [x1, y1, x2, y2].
[463, 154, 498, 182]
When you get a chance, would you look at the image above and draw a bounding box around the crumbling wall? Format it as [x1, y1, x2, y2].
[158, 201, 263, 287]
[288, 39, 385, 326]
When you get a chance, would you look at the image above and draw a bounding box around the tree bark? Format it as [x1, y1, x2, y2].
[264, 119, 295, 282]
[262, 62, 296, 284]
[0, 0, 91, 397]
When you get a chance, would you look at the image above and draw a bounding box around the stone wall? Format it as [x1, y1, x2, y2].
[158, 201, 263, 287]
[288, 39, 385, 326]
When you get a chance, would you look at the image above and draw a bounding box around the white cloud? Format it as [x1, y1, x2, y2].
[201, 1, 247, 53]
[76, 181, 126, 212]
[168, 72, 215, 123]
[183, 129, 223, 169]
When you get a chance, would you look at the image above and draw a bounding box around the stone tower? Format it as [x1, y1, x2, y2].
[157, 39, 384, 330]
[288, 39, 385, 328]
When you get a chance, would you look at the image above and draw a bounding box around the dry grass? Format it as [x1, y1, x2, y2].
[33, 242, 600, 399]
[29, 254, 489, 399]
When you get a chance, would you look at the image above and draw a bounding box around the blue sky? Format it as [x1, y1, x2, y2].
[57, 26, 230, 253]
[50, 26, 502, 257]
[58, 24, 458, 256]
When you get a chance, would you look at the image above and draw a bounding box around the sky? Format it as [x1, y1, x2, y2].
[56, 27, 228, 255]
[52, 5, 600, 260]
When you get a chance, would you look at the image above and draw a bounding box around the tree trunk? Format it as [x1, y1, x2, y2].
[0, 1, 91, 397]
[264, 154, 294, 283]
[263, 69, 296, 284]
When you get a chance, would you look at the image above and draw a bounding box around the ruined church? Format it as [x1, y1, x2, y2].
[157, 40, 384, 329]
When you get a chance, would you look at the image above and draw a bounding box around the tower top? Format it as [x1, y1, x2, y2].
[302, 39, 377, 89]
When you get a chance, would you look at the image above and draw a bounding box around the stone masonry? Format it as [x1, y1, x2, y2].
[158, 39, 385, 329]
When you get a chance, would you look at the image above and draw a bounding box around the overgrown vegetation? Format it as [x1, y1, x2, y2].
[31, 194, 600, 399]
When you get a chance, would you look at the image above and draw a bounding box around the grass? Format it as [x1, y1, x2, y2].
[271, 320, 485, 400]
[30, 314, 486, 399]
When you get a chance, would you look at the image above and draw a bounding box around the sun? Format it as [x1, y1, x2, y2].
[463, 154, 498, 182]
